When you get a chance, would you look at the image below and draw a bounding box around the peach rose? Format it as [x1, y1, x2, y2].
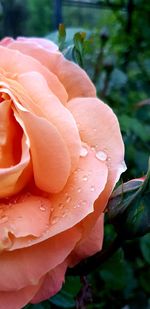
[0, 37, 126, 309]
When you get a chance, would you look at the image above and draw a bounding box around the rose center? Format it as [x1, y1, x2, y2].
[0, 92, 23, 168]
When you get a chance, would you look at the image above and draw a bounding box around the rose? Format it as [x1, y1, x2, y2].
[0, 37, 125, 309]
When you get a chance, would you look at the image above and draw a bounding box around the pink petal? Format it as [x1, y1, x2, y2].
[0, 282, 42, 309]
[8, 40, 96, 100]
[70, 214, 104, 266]
[68, 97, 125, 174]
[15, 106, 71, 193]
[31, 260, 68, 303]
[17, 71, 81, 171]
[0, 228, 80, 291]
[0, 194, 52, 250]
[68, 97, 125, 234]
[17, 36, 58, 52]
[0, 45, 67, 103]
[0, 120, 31, 197]
[10, 147, 107, 251]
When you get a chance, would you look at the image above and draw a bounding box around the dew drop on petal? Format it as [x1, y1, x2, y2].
[40, 205, 46, 211]
[51, 215, 59, 225]
[80, 145, 88, 158]
[66, 195, 71, 203]
[96, 151, 107, 161]
[83, 175, 88, 181]
[62, 210, 67, 218]
[77, 187, 81, 193]
[58, 202, 64, 209]
[0, 215, 8, 223]
[90, 185, 95, 192]
[81, 200, 87, 206]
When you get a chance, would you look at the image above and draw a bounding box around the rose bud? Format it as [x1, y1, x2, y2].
[108, 160, 150, 239]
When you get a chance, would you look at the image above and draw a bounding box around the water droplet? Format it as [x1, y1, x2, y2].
[81, 200, 87, 206]
[83, 175, 88, 181]
[96, 151, 107, 161]
[66, 195, 71, 203]
[40, 205, 46, 211]
[93, 128, 97, 132]
[58, 203, 64, 210]
[80, 145, 88, 157]
[62, 210, 67, 218]
[73, 203, 80, 209]
[90, 185, 95, 192]
[51, 216, 59, 225]
[77, 187, 81, 193]
[0, 215, 8, 224]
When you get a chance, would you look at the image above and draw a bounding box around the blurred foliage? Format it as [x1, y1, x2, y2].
[0, 1, 149, 308]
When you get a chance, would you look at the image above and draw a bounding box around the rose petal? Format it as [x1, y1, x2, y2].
[68, 97, 126, 235]
[0, 282, 42, 309]
[0, 132, 31, 198]
[7, 40, 96, 100]
[0, 228, 80, 291]
[68, 97, 125, 172]
[70, 214, 104, 266]
[0, 45, 68, 103]
[0, 194, 52, 249]
[31, 260, 68, 303]
[17, 36, 58, 52]
[17, 71, 81, 171]
[15, 106, 71, 193]
[9, 147, 107, 251]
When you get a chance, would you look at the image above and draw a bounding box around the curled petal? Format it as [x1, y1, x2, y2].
[7, 39, 96, 99]
[17, 71, 81, 172]
[0, 45, 68, 103]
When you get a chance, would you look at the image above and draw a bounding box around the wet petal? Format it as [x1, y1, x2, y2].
[0, 194, 52, 249]
[68, 97, 125, 189]
[68, 97, 125, 235]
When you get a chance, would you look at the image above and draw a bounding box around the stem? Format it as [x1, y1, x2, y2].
[67, 235, 122, 276]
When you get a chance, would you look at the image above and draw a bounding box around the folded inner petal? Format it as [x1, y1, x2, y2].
[15, 105, 71, 193]
[17, 71, 81, 172]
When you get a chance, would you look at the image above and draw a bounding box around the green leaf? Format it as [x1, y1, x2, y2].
[99, 249, 134, 290]
[140, 233, 150, 264]
[50, 290, 75, 308]
[58, 24, 66, 51]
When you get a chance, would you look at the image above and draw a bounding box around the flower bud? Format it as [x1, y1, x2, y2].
[100, 27, 109, 43]
[108, 159, 150, 239]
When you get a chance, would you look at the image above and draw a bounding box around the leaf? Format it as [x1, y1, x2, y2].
[58, 24, 66, 51]
[140, 233, 150, 264]
[50, 290, 75, 308]
[99, 249, 135, 291]
[49, 277, 81, 308]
